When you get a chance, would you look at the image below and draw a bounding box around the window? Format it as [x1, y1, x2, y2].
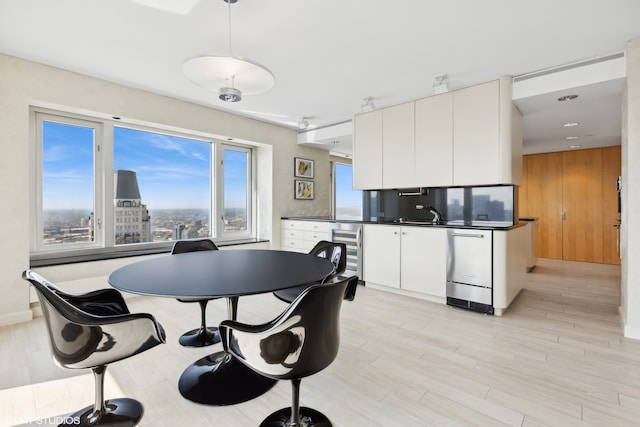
[34, 114, 103, 251]
[220, 145, 252, 239]
[332, 162, 363, 220]
[32, 109, 256, 257]
[113, 126, 212, 244]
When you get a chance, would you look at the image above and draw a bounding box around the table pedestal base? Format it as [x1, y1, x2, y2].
[178, 351, 277, 406]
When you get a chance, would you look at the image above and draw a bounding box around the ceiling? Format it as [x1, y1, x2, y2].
[1, 0, 639, 156]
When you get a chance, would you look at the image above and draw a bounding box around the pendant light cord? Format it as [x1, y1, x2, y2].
[227, 0, 232, 57]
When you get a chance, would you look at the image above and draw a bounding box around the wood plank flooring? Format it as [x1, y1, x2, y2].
[2, 258, 639, 426]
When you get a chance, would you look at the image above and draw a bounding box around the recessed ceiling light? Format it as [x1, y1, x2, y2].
[565, 136, 579, 140]
[569, 145, 582, 149]
[558, 94, 578, 101]
[563, 122, 579, 127]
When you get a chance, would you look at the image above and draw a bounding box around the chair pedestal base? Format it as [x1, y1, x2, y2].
[178, 351, 277, 405]
[178, 327, 220, 347]
[66, 398, 143, 426]
[259, 407, 332, 427]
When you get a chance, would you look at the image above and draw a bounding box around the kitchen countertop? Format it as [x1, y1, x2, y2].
[281, 216, 526, 231]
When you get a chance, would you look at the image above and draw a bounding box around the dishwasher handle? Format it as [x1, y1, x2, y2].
[451, 232, 485, 238]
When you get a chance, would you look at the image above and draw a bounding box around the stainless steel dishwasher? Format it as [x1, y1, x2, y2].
[446, 229, 493, 314]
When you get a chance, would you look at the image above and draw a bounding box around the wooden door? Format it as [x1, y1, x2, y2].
[562, 149, 604, 263]
[522, 153, 563, 259]
[602, 146, 622, 265]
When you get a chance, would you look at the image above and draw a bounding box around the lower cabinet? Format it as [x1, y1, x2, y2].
[363, 224, 446, 299]
[281, 220, 331, 253]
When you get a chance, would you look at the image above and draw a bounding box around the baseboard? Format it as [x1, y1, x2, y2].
[0, 309, 33, 327]
[619, 305, 640, 340]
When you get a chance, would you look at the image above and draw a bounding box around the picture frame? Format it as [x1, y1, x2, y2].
[294, 180, 314, 200]
[294, 157, 314, 178]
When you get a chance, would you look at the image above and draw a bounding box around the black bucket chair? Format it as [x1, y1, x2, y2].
[171, 239, 221, 347]
[220, 276, 355, 427]
[22, 270, 165, 427]
[274, 240, 347, 304]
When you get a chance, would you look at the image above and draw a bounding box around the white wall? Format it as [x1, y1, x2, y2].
[621, 38, 640, 338]
[0, 53, 330, 325]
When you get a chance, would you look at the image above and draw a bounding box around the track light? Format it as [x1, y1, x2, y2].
[433, 74, 449, 94]
[298, 117, 310, 130]
[361, 97, 376, 112]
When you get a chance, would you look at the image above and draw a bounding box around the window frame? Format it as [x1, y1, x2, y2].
[32, 111, 105, 253]
[216, 143, 254, 242]
[30, 107, 257, 260]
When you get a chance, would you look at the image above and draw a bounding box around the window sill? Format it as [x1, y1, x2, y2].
[30, 238, 270, 268]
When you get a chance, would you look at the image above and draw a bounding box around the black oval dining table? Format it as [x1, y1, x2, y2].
[108, 249, 334, 406]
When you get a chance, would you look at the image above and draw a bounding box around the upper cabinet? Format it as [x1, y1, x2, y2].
[353, 109, 383, 189]
[353, 77, 522, 190]
[415, 92, 454, 187]
[453, 78, 522, 186]
[382, 102, 415, 188]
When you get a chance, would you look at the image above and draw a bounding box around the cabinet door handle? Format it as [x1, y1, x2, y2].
[561, 211, 566, 220]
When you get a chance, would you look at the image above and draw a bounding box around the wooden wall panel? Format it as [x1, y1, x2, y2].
[521, 153, 563, 259]
[521, 147, 621, 265]
[562, 149, 604, 263]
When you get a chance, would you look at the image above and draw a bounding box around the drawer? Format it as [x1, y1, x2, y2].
[303, 230, 328, 242]
[282, 239, 306, 252]
[282, 220, 304, 231]
[303, 221, 330, 232]
[282, 229, 304, 240]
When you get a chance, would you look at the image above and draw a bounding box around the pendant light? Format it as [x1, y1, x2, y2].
[182, 0, 275, 102]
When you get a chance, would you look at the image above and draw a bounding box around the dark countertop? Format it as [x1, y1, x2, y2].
[281, 216, 526, 231]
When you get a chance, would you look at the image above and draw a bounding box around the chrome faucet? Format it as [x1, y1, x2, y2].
[428, 207, 442, 224]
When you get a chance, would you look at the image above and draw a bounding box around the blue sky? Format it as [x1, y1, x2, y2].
[43, 122, 248, 210]
[114, 127, 212, 209]
[335, 163, 362, 208]
[43, 121, 359, 213]
[42, 121, 94, 210]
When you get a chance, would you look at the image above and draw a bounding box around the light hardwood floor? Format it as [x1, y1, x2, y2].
[2, 258, 639, 426]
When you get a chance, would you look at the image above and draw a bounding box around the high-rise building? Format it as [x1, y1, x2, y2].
[114, 170, 151, 244]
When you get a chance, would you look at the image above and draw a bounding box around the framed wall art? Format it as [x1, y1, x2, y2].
[294, 180, 314, 200]
[294, 157, 314, 179]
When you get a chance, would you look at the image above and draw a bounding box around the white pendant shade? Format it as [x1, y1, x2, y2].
[182, 55, 275, 96]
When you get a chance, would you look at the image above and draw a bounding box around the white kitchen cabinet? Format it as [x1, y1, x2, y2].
[353, 110, 383, 190]
[363, 224, 401, 288]
[363, 224, 446, 299]
[453, 77, 522, 186]
[415, 92, 453, 187]
[400, 227, 446, 297]
[382, 102, 415, 188]
[281, 220, 331, 253]
[352, 77, 521, 189]
[493, 226, 526, 315]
